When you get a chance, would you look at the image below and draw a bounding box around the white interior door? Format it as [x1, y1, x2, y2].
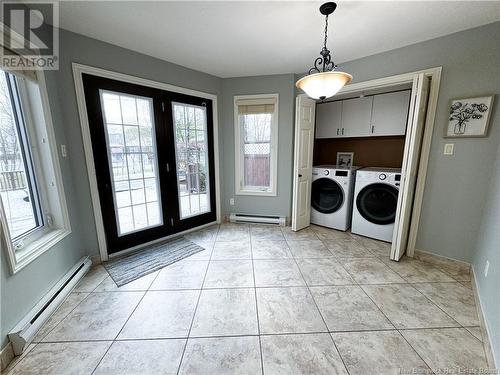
[391, 74, 430, 260]
[291, 95, 316, 231]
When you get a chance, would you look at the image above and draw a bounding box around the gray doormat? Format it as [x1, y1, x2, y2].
[103, 236, 204, 287]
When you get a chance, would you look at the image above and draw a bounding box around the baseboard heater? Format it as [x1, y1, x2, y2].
[8, 256, 91, 355]
[229, 213, 286, 226]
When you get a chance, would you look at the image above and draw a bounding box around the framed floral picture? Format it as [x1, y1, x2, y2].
[445, 95, 494, 137]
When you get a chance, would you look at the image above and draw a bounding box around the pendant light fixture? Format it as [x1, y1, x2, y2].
[296, 2, 352, 100]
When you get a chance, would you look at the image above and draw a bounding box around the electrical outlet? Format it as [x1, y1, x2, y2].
[484, 260, 490, 278]
[229, 198, 235, 206]
[444, 143, 454, 155]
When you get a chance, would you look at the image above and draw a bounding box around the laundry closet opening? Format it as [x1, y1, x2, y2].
[292, 69, 441, 261]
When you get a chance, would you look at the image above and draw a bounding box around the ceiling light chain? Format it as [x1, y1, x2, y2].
[296, 2, 352, 101]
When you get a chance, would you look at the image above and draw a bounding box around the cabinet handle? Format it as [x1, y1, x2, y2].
[371, 125, 375, 133]
[342, 128, 344, 135]
[336, 128, 339, 135]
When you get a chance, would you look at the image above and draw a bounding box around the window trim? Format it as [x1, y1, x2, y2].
[0, 69, 71, 274]
[234, 93, 279, 197]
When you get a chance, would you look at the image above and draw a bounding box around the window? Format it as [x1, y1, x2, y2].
[100, 91, 162, 235]
[173, 101, 210, 219]
[234, 94, 278, 196]
[0, 68, 70, 273]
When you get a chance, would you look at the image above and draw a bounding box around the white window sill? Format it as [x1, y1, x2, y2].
[11, 228, 71, 274]
[235, 189, 277, 197]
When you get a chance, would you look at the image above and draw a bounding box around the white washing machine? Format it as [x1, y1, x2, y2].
[351, 167, 401, 242]
[311, 165, 360, 231]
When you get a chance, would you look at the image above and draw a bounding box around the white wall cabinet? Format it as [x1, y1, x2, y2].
[341, 96, 373, 137]
[370, 91, 411, 136]
[315, 100, 342, 138]
[315, 90, 410, 139]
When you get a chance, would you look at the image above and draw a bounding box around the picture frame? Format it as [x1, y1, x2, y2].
[445, 95, 494, 138]
[336, 152, 354, 168]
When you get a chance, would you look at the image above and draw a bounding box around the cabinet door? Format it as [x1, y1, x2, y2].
[315, 101, 342, 138]
[371, 90, 411, 136]
[341, 97, 373, 137]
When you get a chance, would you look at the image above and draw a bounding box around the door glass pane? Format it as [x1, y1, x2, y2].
[100, 90, 162, 235]
[311, 178, 344, 214]
[0, 71, 43, 240]
[172, 102, 210, 219]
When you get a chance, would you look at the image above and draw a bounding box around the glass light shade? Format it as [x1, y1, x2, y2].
[296, 71, 353, 100]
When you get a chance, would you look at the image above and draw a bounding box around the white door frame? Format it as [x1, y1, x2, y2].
[72, 63, 221, 261]
[304, 67, 442, 257]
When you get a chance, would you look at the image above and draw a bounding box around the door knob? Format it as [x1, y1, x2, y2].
[298, 174, 303, 178]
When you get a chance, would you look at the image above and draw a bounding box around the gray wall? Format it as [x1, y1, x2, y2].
[1, 29, 222, 348]
[220, 75, 296, 219]
[472, 141, 500, 367]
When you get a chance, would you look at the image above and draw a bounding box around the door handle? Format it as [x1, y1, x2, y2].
[342, 128, 344, 135]
[371, 125, 374, 133]
[336, 129, 339, 135]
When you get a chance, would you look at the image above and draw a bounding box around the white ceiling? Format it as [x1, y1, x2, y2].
[59, 1, 500, 78]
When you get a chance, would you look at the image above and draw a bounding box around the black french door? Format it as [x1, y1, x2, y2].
[82, 74, 216, 254]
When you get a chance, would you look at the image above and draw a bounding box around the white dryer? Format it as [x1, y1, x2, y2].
[311, 165, 360, 231]
[351, 167, 401, 242]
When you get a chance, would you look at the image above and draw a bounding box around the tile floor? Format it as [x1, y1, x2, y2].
[5, 224, 492, 375]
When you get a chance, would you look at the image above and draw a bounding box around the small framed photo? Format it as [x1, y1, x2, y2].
[336, 152, 353, 168]
[445, 95, 494, 138]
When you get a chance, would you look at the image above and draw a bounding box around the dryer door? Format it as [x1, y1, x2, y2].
[356, 183, 399, 224]
[311, 178, 345, 214]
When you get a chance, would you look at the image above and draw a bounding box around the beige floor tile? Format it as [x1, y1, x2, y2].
[94, 272, 158, 292]
[178, 336, 261, 375]
[149, 260, 208, 290]
[465, 326, 483, 342]
[401, 328, 488, 372]
[412, 282, 479, 326]
[323, 238, 375, 258]
[339, 258, 405, 284]
[261, 333, 347, 375]
[297, 258, 354, 286]
[216, 223, 250, 241]
[190, 288, 258, 337]
[212, 241, 252, 260]
[2, 344, 36, 374]
[33, 293, 89, 342]
[362, 284, 459, 329]
[185, 225, 219, 243]
[287, 240, 334, 258]
[281, 227, 319, 241]
[118, 290, 198, 339]
[8, 341, 111, 375]
[93, 339, 185, 375]
[311, 286, 393, 331]
[253, 259, 305, 287]
[311, 226, 353, 241]
[256, 287, 327, 334]
[73, 265, 109, 292]
[332, 331, 429, 375]
[250, 224, 285, 240]
[43, 292, 143, 341]
[380, 257, 456, 283]
[251, 240, 292, 259]
[203, 260, 254, 288]
[351, 235, 391, 257]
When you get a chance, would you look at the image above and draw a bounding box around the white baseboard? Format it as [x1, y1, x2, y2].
[471, 267, 497, 370]
[7, 256, 91, 357]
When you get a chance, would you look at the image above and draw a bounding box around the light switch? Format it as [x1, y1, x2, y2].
[444, 143, 454, 155]
[61, 144, 67, 158]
